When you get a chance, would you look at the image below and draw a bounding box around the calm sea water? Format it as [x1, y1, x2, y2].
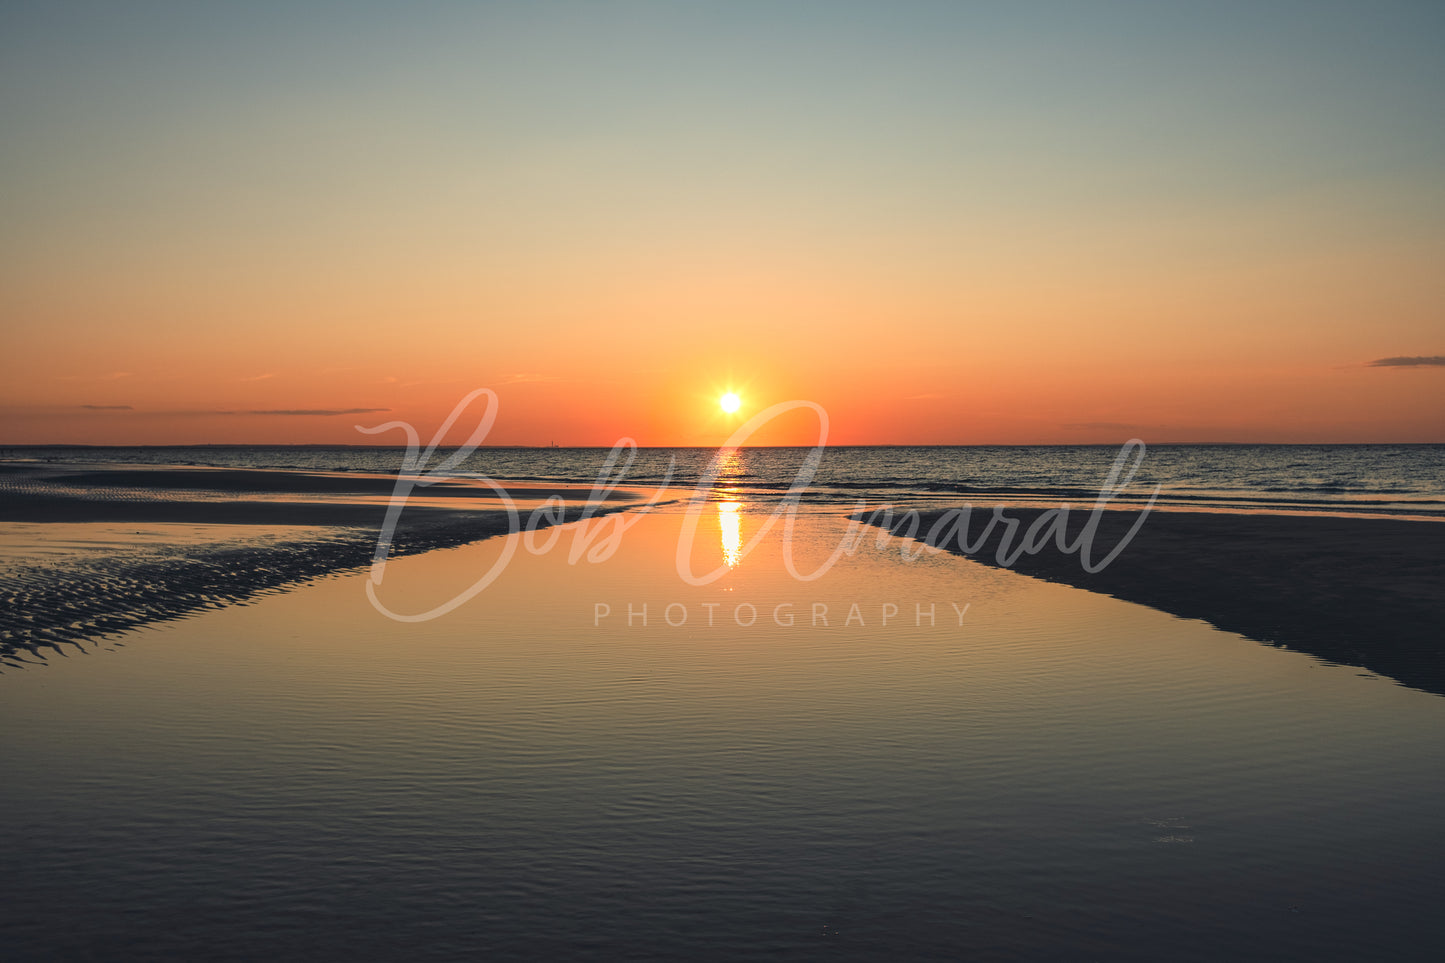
[7, 443, 1444, 516]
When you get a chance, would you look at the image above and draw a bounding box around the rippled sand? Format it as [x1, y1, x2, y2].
[0, 462, 638, 666]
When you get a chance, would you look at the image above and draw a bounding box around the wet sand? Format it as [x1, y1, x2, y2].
[872, 505, 1445, 696]
[0, 462, 638, 523]
[7, 462, 1442, 698]
[0, 464, 637, 667]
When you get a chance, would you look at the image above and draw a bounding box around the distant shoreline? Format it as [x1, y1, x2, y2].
[0, 463, 639, 525]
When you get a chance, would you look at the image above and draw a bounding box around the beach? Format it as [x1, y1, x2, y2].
[8, 2, 1445, 957]
[3, 458, 1445, 959]
[0, 462, 640, 667]
[4, 482, 1445, 960]
[6, 460, 1439, 695]
[870, 504, 1445, 696]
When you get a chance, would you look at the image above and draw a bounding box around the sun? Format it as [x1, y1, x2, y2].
[719, 392, 742, 414]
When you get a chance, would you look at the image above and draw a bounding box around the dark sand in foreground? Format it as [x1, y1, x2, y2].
[872, 506, 1445, 696]
[0, 464, 637, 666]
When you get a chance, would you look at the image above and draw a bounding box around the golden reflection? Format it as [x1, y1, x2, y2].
[712, 447, 744, 482]
[718, 500, 743, 569]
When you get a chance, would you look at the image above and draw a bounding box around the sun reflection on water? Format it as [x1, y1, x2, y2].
[710, 447, 745, 483]
[718, 501, 742, 569]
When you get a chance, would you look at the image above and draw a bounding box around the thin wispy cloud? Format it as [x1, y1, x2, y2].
[238, 372, 279, 382]
[158, 407, 392, 417]
[78, 404, 134, 410]
[401, 379, 465, 388]
[500, 372, 565, 385]
[57, 371, 132, 382]
[1366, 356, 1445, 367]
[227, 408, 392, 416]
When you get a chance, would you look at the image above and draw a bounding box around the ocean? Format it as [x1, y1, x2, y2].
[5, 443, 1444, 516]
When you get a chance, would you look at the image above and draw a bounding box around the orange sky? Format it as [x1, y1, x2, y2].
[3, 3, 1442, 446]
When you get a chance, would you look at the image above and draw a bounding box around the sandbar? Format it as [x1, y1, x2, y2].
[871, 505, 1445, 696]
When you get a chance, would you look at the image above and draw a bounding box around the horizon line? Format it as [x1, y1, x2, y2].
[4, 440, 1444, 450]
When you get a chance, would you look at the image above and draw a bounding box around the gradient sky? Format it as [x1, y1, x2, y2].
[3, 0, 1443, 446]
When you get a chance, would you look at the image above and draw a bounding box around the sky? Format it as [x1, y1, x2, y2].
[2, 0, 1443, 446]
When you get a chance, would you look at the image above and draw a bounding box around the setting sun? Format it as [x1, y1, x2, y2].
[720, 392, 741, 414]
